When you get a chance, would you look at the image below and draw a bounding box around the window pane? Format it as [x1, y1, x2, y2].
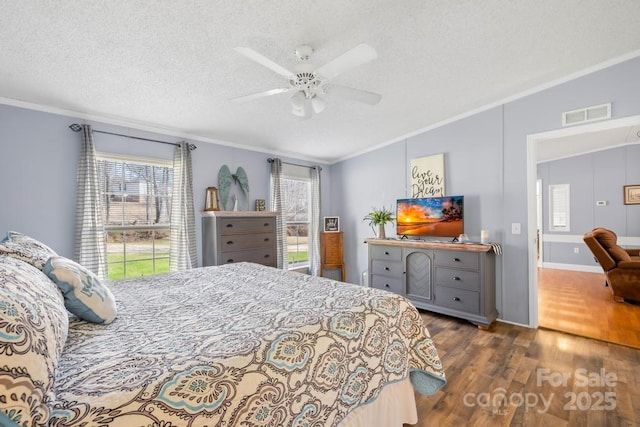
[287, 223, 308, 264]
[99, 155, 173, 279]
[284, 179, 309, 222]
[99, 160, 172, 227]
[283, 177, 310, 266]
[549, 184, 570, 232]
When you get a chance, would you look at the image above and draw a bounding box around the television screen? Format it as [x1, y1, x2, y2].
[396, 196, 464, 237]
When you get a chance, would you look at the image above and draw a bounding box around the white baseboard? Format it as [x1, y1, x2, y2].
[496, 318, 533, 329]
[541, 262, 602, 273]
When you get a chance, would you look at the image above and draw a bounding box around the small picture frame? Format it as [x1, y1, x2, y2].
[623, 185, 640, 205]
[324, 216, 340, 232]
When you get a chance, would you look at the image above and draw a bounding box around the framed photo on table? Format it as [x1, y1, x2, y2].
[324, 216, 340, 232]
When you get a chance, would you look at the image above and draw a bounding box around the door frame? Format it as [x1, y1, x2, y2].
[526, 114, 640, 328]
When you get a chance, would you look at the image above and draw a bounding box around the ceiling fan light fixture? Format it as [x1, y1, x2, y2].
[311, 96, 327, 114]
[290, 91, 306, 109]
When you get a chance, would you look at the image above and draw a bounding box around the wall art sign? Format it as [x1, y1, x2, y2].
[623, 185, 640, 205]
[410, 153, 445, 197]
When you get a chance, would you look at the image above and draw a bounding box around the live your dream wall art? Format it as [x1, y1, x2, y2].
[410, 153, 445, 197]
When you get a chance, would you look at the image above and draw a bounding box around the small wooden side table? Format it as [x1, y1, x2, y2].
[321, 231, 345, 281]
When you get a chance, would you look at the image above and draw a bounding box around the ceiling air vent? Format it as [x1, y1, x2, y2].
[562, 103, 611, 126]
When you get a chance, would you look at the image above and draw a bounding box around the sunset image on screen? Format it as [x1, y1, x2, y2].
[396, 196, 463, 237]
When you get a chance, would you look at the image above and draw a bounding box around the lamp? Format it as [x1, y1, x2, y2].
[204, 187, 220, 211]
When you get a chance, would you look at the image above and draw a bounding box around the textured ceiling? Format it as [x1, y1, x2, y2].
[1, 1, 640, 163]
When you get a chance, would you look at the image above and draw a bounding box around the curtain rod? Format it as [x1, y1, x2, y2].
[69, 124, 196, 151]
[267, 158, 322, 171]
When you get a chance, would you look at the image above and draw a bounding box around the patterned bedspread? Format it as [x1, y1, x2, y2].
[50, 263, 445, 426]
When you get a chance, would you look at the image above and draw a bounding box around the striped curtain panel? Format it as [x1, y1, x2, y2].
[270, 158, 288, 269]
[75, 125, 108, 279]
[309, 166, 321, 276]
[169, 141, 196, 271]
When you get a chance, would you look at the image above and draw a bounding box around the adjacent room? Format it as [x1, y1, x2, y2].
[1, 2, 640, 426]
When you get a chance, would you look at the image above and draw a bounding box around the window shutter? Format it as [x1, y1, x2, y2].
[549, 184, 570, 232]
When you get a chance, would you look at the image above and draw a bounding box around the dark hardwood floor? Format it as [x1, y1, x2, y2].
[408, 311, 639, 426]
[538, 268, 640, 349]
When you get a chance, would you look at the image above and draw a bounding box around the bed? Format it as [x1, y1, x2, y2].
[0, 232, 446, 427]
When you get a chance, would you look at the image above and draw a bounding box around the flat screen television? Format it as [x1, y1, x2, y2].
[396, 196, 464, 237]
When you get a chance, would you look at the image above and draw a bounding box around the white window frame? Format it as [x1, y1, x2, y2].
[548, 184, 570, 232]
[96, 152, 173, 278]
[282, 164, 312, 268]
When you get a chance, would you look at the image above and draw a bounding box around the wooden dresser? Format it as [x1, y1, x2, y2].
[366, 238, 497, 329]
[321, 232, 345, 281]
[202, 211, 277, 267]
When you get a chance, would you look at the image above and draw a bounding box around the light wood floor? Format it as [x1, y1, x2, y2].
[409, 311, 640, 426]
[538, 268, 640, 349]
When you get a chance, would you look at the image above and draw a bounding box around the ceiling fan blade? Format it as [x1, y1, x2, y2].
[234, 47, 294, 78]
[315, 43, 378, 80]
[230, 87, 291, 103]
[327, 84, 382, 105]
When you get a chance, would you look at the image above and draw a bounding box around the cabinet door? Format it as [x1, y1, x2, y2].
[405, 249, 433, 303]
[321, 232, 343, 264]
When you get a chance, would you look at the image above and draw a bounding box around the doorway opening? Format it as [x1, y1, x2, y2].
[526, 114, 640, 347]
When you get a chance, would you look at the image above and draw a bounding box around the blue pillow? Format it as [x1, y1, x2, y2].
[43, 256, 117, 324]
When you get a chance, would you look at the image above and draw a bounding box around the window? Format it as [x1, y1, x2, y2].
[549, 184, 570, 232]
[97, 153, 173, 279]
[282, 165, 311, 267]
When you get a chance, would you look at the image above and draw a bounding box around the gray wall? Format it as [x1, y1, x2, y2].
[538, 144, 640, 267]
[2, 56, 640, 326]
[0, 104, 333, 267]
[331, 56, 640, 325]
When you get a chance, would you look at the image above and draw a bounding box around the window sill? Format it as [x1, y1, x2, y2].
[288, 265, 309, 275]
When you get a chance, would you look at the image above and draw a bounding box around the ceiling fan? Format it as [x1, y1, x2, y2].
[231, 43, 382, 118]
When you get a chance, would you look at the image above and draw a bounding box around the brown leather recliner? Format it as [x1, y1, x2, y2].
[583, 227, 640, 303]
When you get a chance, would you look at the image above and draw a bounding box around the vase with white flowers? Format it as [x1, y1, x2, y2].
[363, 206, 395, 239]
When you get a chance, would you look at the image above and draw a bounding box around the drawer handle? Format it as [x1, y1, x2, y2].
[264, 222, 269, 227]
[453, 276, 461, 281]
[453, 258, 460, 262]
[264, 254, 270, 258]
[452, 297, 461, 302]
[226, 241, 234, 245]
[384, 251, 390, 255]
[385, 284, 390, 288]
[226, 224, 233, 228]
[384, 267, 390, 271]
[227, 259, 234, 263]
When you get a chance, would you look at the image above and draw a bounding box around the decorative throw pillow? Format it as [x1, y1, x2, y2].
[43, 256, 117, 324]
[593, 228, 631, 262]
[0, 256, 69, 426]
[0, 231, 58, 270]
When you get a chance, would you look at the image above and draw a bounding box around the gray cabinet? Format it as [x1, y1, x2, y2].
[202, 212, 277, 267]
[367, 239, 497, 328]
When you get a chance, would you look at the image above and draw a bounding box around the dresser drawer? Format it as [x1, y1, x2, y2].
[219, 248, 276, 266]
[220, 233, 274, 250]
[218, 217, 275, 235]
[435, 267, 480, 291]
[371, 260, 403, 277]
[371, 275, 404, 294]
[370, 245, 402, 261]
[435, 286, 480, 314]
[435, 250, 479, 270]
